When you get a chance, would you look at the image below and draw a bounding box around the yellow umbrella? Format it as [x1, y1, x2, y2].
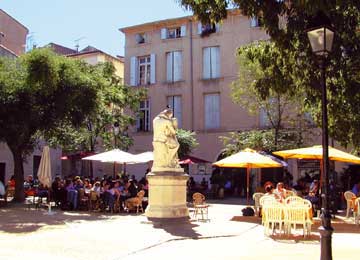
[273, 145, 360, 164]
[213, 148, 283, 204]
[273, 145, 360, 187]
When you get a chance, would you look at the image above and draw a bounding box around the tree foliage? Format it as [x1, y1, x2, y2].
[46, 62, 146, 154]
[178, 1, 360, 152]
[176, 128, 199, 159]
[0, 49, 99, 201]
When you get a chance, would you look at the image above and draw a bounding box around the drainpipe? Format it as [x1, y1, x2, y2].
[189, 19, 195, 131]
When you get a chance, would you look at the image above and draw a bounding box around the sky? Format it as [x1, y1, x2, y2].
[0, 0, 192, 56]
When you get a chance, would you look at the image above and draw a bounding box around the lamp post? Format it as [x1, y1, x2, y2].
[306, 12, 334, 260]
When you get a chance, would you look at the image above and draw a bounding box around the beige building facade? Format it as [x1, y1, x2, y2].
[121, 11, 269, 178]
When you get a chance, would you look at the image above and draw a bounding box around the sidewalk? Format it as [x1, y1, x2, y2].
[0, 200, 359, 260]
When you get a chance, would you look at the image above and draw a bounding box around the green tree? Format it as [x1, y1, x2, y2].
[178, 1, 360, 152]
[176, 129, 199, 159]
[0, 49, 99, 202]
[46, 62, 146, 154]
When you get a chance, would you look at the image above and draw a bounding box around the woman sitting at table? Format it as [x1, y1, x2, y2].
[274, 182, 287, 202]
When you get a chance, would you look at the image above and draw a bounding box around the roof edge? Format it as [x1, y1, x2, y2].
[0, 9, 29, 33]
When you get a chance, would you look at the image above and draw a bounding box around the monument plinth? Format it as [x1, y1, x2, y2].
[145, 108, 189, 220]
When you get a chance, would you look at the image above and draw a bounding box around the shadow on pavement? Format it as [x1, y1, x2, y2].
[149, 219, 201, 239]
[0, 205, 115, 234]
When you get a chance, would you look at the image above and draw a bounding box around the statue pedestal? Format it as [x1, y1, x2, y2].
[145, 172, 189, 220]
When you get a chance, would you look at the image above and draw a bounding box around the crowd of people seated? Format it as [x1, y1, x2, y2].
[50, 174, 148, 212]
[3, 172, 148, 213]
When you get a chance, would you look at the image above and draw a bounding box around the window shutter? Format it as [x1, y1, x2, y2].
[173, 51, 182, 81]
[130, 56, 137, 86]
[174, 96, 182, 128]
[215, 23, 220, 32]
[197, 22, 203, 34]
[203, 47, 211, 79]
[213, 94, 220, 128]
[211, 47, 220, 78]
[166, 52, 173, 82]
[180, 25, 186, 37]
[250, 17, 258, 27]
[205, 94, 220, 129]
[150, 53, 156, 84]
[161, 28, 167, 39]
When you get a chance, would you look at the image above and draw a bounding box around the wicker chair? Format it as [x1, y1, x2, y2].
[262, 200, 284, 236]
[89, 191, 100, 211]
[353, 197, 360, 225]
[125, 190, 145, 213]
[78, 189, 90, 211]
[344, 191, 356, 218]
[252, 192, 264, 217]
[284, 204, 312, 237]
[192, 192, 209, 221]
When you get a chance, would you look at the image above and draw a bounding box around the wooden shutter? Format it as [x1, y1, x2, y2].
[211, 47, 220, 78]
[205, 94, 220, 129]
[130, 56, 137, 86]
[197, 22, 203, 34]
[180, 25, 186, 37]
[173, 51, 182, 82]
[150, 54, 156, 84]
[166, 52, 173, 82]
[203, 47, 211, 79]
[161, 28, 167, 39]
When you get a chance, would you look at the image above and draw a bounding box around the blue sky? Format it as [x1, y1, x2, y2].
[1, 0, 192, 56]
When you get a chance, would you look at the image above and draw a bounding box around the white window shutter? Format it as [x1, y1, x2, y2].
[130, 56, 137, 86]
[180, 25, 186, 37]
[197, 22, 203, 34]
[213, 94, 220, 128]
[250, 17, 258, 27]
[166, 52, 173, 82]
[174, 96, 182, 128]
[173, 51, 182, 81]
[161, 28, 167, 39]
[150, 53, 156, 84]
[211, 47, 220, 78]
[215, 23, 220, 32]
[203, 47, 211, 79]
[205, 94, 220, 129]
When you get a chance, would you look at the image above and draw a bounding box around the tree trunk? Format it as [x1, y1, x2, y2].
[10, 147, 25, 202]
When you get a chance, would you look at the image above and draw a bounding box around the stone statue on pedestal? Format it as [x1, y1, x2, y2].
[152, 108, 183, 172]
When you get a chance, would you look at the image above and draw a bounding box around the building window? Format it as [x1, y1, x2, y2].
[130, 54, 156, 86]
[166, 51, 183, 82]
[167, 96, 182, 128]
[203, 47, 220, 79]
[138, 56, 151, 85]
[137, 100, 150, 132]
[135, 33, 146, 44]
[204, 93, 220, 129]
[250, 16, 263, 27]
[161, 26, 186, 40]
[259, 107, 270, 128]
[197, 22, 220, 37]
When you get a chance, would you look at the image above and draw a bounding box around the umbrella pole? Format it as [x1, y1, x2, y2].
[246, 167, 250, 205]
[113, 162, 116, 179]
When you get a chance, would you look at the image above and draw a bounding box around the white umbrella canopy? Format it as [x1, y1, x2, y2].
[82, 149, 135, 163]
[130, 151, 153, 164]
[37, 146, 52, 188]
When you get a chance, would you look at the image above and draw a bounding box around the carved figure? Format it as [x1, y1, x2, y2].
[152, 108, 182, 172]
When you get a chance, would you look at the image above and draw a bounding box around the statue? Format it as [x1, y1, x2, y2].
[152, 108, 183, 172]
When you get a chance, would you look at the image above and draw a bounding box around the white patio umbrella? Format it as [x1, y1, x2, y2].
[37, 146, 52, 188]
[82, 149, 136, 177]
[130, 151, 153, 164]
[82, 149, 135, 163]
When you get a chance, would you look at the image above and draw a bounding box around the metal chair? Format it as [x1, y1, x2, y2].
[344, 191, 356, 218]
[192, 192, 209, 221]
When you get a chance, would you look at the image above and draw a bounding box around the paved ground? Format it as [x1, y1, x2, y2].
[0, 199, 359, 260]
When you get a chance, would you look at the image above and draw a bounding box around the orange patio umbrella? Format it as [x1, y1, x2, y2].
[213, 148, 283, 204]
[273, 145, 360, 186]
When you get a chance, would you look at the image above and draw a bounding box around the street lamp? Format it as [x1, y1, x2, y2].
[306, 11, 334, 260]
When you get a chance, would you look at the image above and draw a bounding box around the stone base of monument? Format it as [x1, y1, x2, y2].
[145, 171, 189, 220]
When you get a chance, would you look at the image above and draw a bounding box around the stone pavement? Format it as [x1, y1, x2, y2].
[0, 199, 359, 260]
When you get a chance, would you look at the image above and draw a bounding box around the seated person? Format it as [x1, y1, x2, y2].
[305, 179, 320, 207]
[352, 182, 360, 197]
[65, 179, 78, 210]
[91, 181, 102, 196]
[52, 177, 66, 206]
[24, 175, 35, 196]
[127, 180, 138, 198]
[200, 177, 208, 191]
[274, 182, 287, 201]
